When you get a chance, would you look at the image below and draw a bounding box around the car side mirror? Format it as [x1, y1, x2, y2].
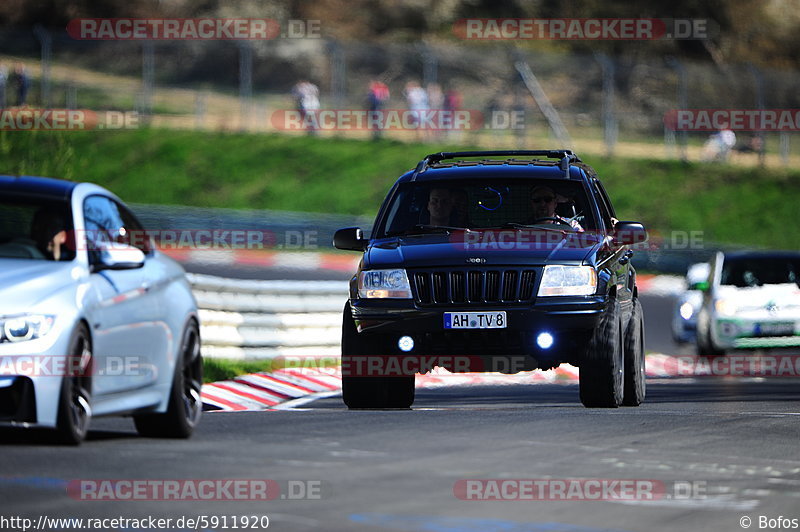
[92, 242, 145, 272]
[692, 281, 710, 292]
[612, 221, 648, 246]
[333, 227, 368, 251]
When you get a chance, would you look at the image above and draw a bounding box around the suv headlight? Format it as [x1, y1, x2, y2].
[0, 314, 56, 343]
[358, 269, 412, 299]
[537, 265, 597, 296]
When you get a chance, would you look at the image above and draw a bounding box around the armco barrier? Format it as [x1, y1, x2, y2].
[187, 273, 349, 360]
[188, 272, 684, 360]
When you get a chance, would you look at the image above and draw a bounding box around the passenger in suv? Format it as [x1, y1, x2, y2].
[334, 150, 648, 409]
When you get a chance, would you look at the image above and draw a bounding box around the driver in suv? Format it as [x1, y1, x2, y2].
[527, 185, 583, 231]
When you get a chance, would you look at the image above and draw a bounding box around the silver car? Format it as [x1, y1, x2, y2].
[0, 176, 202, 444]
[671, 262, 710, 344]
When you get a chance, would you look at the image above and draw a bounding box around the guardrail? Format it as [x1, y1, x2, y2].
[188, 273, 348, 360]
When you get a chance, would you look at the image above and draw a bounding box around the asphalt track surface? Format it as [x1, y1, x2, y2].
[2, 262, 798, 532]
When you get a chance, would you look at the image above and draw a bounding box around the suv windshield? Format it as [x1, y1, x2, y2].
[376, 179, 596, 238]
[0, 197, 76, 261]
[721, 257, 800, 287]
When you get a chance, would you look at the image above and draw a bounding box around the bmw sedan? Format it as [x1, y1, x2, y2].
[0, 175, 202, 444]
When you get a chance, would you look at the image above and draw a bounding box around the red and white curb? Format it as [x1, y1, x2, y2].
[161, 248, 359, 273]
[201, 353, 695, 411]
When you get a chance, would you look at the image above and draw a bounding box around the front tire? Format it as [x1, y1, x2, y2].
[622, 298, 646, 406]
[341, 303, 415, 409]
[134, 321, 202, 438]
[54, 323, 93, 445]
[696, 316, 725, 358]
[579, 299, 624, 408]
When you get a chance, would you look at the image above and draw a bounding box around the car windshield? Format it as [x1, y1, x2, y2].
[376, 179, 596, 238]
[0, 196, 76, 261]
[720, 256, 800, 287]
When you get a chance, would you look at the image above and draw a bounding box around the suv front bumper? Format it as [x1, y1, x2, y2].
[349, 295, 608, 369]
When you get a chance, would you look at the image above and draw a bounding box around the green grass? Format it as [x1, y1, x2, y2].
[203, 356, 340, 383]
[2, 128, 799, 249]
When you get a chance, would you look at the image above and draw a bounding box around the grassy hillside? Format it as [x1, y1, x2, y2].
[2, 128, 798, 249]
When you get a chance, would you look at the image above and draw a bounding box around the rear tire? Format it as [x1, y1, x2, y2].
[54, 324, 93, 445]
[622, 298, 646, 406]
[579, 299, 624, 408]
[134, 321, 202, 438]
[341, 303, 414, 409]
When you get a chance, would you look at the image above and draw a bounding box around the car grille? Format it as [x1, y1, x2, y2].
[411, 269, 538, 306]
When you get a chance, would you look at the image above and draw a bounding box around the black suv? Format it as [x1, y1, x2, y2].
[334, 150, 648, 409]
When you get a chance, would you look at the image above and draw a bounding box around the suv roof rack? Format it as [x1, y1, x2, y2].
[411, 150, 581, 180]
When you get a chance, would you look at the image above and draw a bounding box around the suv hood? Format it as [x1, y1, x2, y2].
[366, 231, 603, 269]
[0, 259, 78, 314]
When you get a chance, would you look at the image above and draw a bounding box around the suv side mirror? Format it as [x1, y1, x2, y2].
[612, 221, 648, 246]
[333, 227, 368, 251]
[92, 241, 145, 272]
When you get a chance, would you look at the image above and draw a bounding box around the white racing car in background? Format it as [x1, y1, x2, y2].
[696, 251, 800, 356]
[0, 175, 202, 444]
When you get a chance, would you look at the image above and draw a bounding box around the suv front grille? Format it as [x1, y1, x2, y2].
[412, 269, 537, 306]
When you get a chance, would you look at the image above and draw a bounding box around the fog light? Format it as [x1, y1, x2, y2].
[398, 336, 414, 352]
[536, 332, 554, 350]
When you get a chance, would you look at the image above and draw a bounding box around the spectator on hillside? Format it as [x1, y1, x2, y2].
[404, 80, 428, 139]
[367, 79, 390, 140]
[701, 129, 736, 162]
[0, 62, 7, 109]
[291, 79, 320, 135]
[11, 62, 29, 107]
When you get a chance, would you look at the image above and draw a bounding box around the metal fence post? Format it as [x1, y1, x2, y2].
[748, 64, 767, 167]
[141, 41, 155, 120]
[238, 42, 253, 130]
[595, 52, 618, 157]
[327, 39, 346, 107]
[33, 25, 52, 107]
[666, 57, 688, 162]
[418, 43, 438, 87]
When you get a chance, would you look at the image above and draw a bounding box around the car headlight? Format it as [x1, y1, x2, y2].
[0, 314, 56, 343]
[537, 265, 597, 296]
[715, 298, 738, 317]
[680, 302, 694, 320]
[358, 269, 412, 299]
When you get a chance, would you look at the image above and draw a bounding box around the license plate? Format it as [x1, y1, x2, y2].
[444, 311, 507, 329]
[755, 322, 795, 336]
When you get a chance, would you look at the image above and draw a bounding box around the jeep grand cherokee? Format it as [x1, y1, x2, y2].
[334, 150, 648, 409]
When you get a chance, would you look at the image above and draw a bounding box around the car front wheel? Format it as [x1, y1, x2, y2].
[579, 299, 624, 408]
[54, 323, 93, 445]
[134, 320, 203, 438]
[341, 303, 415, 409]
